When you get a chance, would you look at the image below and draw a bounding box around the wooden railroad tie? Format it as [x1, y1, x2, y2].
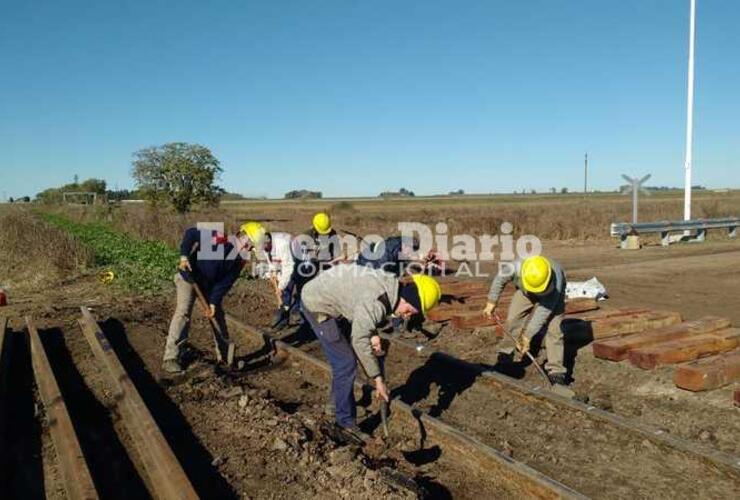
[26, 316, 99, 500]
[592, 317, 731, 361]
[673, 349, 740, 391]
[629, 328, 740, 370]
[78, 307, 198, 500]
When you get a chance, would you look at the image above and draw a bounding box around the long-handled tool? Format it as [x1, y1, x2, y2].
[192, 282, 235, 366]
[492, 313, 552, 388]
[379, 358, 389, 439]
[375, 340, 390, 439]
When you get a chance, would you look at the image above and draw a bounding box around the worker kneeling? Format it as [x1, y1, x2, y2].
[301, 264, 441, 435]
[484, 256, 569, 389]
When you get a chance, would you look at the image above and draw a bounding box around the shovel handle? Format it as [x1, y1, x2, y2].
[492, 313, 553, 387]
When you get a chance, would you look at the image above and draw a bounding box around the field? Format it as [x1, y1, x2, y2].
[1, 191, 739, 498]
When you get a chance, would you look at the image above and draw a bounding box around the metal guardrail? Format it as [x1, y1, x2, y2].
[610, 217, 738, 247]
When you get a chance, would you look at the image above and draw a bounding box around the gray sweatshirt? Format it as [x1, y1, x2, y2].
[301, 263, 399, 379]
[488, 258, 566, 339]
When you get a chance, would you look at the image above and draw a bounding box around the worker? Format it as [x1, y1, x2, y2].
[357, 235, 440, 333]
[242, 221, 296, 328]
[163, 224, 251, 374]
[300, 264, 441, 438]
[483, 255, 569, 388]
[275, 212, 340, 329]
[357, 235, 439, 277]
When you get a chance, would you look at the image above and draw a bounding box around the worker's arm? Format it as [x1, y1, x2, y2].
[179, 227, 201, 258]
[208, 259, 245, 308]
[350, 301, 387, 380]
[178, 227, 202, 277]
[487, 263, 517, 304]
[276, 238, 294, 291]
[523, 268, 566, 339]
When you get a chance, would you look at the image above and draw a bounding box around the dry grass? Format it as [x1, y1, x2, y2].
[0, 207, 95, 288]
[41, 190, 740, 248]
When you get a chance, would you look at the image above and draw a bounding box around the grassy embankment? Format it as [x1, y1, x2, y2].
[39, 212, 178, 292]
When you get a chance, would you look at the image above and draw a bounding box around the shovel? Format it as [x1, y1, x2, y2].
[375, 347, 390, 439]
[492, 313, 574, 398]
[192, 282, 235, 366]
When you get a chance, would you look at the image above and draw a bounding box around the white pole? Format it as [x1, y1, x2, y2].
[684, 0, 696, 223]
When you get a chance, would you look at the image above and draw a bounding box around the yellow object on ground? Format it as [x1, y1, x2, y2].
[521, 256, 552, 293]
[411, 274, 441, 314]
[99, 270, 115, 284]
[312, 212, 332, 235]
[240, 221, 266, 245]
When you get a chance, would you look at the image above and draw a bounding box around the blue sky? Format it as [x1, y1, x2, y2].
[1, 0, 737, 199]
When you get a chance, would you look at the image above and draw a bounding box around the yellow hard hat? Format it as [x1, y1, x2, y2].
[312, 212, 332, 235]
[240, 221, 267, 245]
[411, 274, 442, 314]
[521, 256, 552, 294]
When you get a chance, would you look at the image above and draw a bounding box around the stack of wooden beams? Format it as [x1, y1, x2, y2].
[592, 316, 740, 392]
[436, 277, 740, 393]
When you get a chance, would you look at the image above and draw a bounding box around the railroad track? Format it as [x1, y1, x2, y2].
[0, 310, 198, 500]
[225, 314, 586, 499]
[227, 314, 740, 498]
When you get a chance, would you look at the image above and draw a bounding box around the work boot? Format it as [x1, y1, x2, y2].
[548, 373, 575, 398]
[162, 359, 184, 374]
[548, 373, 568, 386]
[336, 424, 368, 445]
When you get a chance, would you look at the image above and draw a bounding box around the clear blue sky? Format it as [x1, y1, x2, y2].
[1, 0, 737, 199]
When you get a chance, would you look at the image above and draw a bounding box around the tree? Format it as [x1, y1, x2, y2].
[79, 178, 107, 194]
[131, 142, 223, 213]
[35, 177, 107, 203]
[561, 187, 568, 194]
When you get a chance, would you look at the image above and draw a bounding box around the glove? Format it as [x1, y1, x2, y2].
[483, 302, 496, 318]
[515, 335, 531, 355]
[178, 256, 192, 272]
[206, 304, 217, 319]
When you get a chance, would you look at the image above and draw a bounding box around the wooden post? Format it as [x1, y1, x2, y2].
[78, 307, 197, 500]
[26, 316, 98, 500]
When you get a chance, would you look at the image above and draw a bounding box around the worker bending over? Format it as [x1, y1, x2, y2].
[163, 224, 251, 374]
[276, 212, 340, 328]
[301, 264, 441, 437]
[484, 255, 569, 388]
[241, 222, 296, 327]
[357, 235, 436, 277]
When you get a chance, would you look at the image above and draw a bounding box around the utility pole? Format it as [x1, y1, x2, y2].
[684, 0, 696, 224]
[584, 153, 588, 193]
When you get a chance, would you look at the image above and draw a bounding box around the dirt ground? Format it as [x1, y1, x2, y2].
[2, 236, 740, 498]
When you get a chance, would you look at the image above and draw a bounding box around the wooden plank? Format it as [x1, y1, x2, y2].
[629, 329, 740, 370]
[593, 316, 731, 361]
[571, 307, 652, 321]
[449, 299, 599, 330]
[26, 316, 98, 500]
[429, 302, 512, 323]
[673, 349, 740, 391]
[590, 311, 682, 340]
[77, 307, 197, 500]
